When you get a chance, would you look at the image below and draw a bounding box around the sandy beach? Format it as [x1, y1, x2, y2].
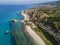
[21, 11, 28, 20]
[21, 11, 46, 45]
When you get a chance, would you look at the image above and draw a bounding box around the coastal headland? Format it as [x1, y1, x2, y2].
[10, 10, 46, 45]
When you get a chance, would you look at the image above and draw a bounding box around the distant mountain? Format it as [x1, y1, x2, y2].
[38, 1, 60, 6]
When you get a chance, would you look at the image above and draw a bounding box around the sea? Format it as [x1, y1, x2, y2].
[0, 5, 34, 45]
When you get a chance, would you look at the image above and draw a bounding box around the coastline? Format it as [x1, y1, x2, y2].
[21, 10, 46, 45]
[20, 11, 29, 23]
[21, 11, 28, 20]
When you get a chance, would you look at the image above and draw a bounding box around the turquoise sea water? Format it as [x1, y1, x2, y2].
[0, 5, 34, 45]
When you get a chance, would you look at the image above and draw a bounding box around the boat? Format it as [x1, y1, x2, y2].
[4, 30, 9, 35]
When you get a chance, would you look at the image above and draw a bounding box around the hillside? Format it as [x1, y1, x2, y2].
[38, 1, 60, 6]
[24, 5, 60, 45]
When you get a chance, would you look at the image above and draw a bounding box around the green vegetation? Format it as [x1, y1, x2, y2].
[53, 22, 60, 30]
[32, 27, 52, 45]
[32, 27, 59, 45]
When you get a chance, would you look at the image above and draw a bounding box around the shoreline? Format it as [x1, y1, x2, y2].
[20, 11, 28, 23]
[21, 10, 46, 45]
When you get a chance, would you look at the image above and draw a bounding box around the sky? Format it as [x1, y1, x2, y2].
[0, 0, 58, 4]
